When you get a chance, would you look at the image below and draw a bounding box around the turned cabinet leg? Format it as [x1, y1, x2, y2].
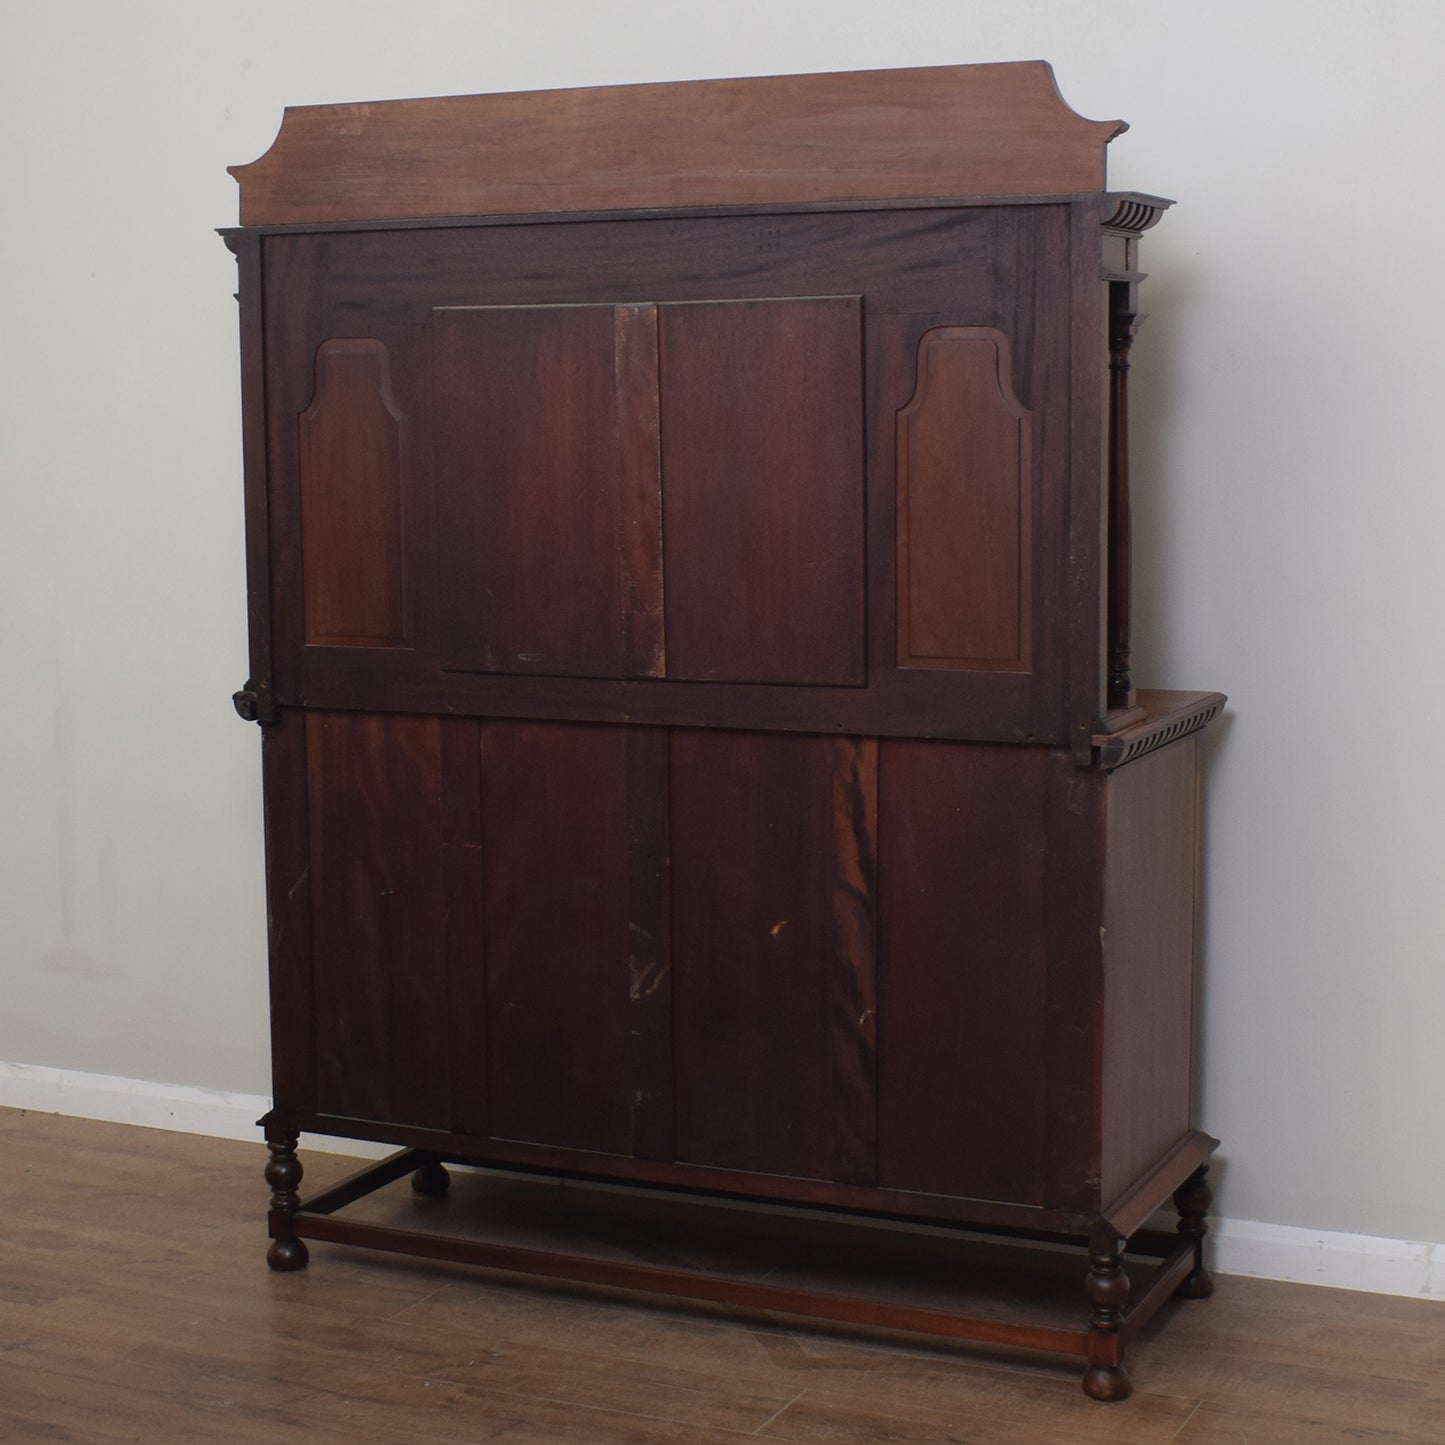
[411, 1153, 451, 1197]
[264, 1130, 309, 1271]
[1173, 1164, 1215, 1299]
[1082, 1225, 1132, 1401]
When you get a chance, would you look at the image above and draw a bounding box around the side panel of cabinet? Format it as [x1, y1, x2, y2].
[1099, 738, 1200, 1201]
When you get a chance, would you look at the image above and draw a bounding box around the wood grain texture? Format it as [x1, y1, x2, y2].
[299, 339, 408, 646]
[1100, 737, 1200, 1201]
[479, 721, 636, 1156]
[293, 1189, 1110, 1361]
[670, 730, 877, 1183]
[228, 231, 276, 721]
[434, 304, 663, 679]
[1041, 750, 1107, 1214]
[260, 707, 315, 1114]
[660, 296, 866, 686]
[624, 726, 674, 1161]
[613, 304, 667, 678]
[304, 711, 450, 1129]
[876, 740, 1050, 1204]
[292, 1111, 1090, 1235]
[896, 326, 1032, 669]
[439, 718, 488, 1139]
[1065, 201, 1110, 757]
[259, 202, 1086, 744]
[229, 62, 1124, 225]
[296, 648, 1040, 744]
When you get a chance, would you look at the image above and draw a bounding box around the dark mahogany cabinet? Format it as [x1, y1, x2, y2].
[225, 62, 1224, 1400]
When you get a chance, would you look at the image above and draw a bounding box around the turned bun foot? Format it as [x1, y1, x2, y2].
[267, 1236, 310, 1271]
[1083, 1362, 1132, 1401]
[1173, 1165, 1215, 1301]
[1176, 1263, 1215, 1299]
[411, 1158, 451, 1197]
[264, 1131, 308, 1272]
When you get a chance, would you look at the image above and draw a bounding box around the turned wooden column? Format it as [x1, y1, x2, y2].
[1107, 282, 1142, 712]
[1173, 1164, 1216, 1300]
[1099, 193, 1172, 722]
[263, 1126, 309, 1271]
[1083, 1221, 1132, 1401]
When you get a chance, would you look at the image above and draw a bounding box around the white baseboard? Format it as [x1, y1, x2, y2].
[0, 1060, 387, 1157]
[3, 1060, 1441, 1300]
[1208, 1216, 1445, 1300]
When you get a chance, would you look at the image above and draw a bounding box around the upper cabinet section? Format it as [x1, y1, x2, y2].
[228, 62, 1124, 226]
[230, 65, 1161, 748]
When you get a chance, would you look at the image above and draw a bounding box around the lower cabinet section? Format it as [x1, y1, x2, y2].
[282, 712, 1122, 1197]
[279, 708, 1207, 1203]
[261, 699, 1219, 1400]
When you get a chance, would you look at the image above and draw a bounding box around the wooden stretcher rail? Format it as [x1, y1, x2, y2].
[278, 1149, 1200, 1368]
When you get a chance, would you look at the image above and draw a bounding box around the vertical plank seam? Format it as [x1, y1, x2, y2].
[614, 303, 666, 679]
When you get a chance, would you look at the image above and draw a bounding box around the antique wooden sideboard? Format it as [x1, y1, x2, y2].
[224, 62, 1224, 1400]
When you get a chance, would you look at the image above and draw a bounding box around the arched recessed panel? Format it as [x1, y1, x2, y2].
[896, 327, 1032, 671]
[299, 339, 408, 646]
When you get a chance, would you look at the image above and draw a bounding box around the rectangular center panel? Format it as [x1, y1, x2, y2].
[433, 296, 865, 687]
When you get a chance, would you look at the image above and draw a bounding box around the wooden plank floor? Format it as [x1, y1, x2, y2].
[1, 1109, 1442, 1443]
